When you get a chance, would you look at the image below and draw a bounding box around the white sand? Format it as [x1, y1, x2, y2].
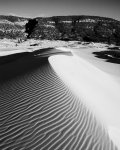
[0, 39, 76, 56]
[0, 39, 120, 148]
[49, 47, 120, 149]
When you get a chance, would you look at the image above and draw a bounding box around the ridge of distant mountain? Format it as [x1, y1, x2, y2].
[36, 15, 119, 22]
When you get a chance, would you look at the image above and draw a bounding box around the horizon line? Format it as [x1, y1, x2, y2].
[0, 14, 120, 21]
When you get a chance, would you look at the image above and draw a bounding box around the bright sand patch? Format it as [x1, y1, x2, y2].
[0, 40, 75, 56]
[49, 48, 120, 149]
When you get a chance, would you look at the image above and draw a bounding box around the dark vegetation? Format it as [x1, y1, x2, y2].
[93, 50, 120, 64]
[0, 15, 120, 46]
[25, 19, 38, 38]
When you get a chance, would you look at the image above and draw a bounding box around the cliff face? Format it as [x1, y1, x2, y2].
[0, 15, 29, 39]
[0, 15, 120, 45]
[25, 15, 120, 45]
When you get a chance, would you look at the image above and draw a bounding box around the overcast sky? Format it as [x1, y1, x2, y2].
[0, 0, 120, 20]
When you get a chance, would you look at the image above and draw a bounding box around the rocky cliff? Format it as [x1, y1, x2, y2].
[0, 15, 29, 39]
[0, 15, 120, 45]
[25, 15, 120, 45]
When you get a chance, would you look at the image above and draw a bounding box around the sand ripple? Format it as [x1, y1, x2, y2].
[0, 52, 118, 150]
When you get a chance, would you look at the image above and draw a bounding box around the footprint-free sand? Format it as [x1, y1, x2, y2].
[0, 48, 119, 149]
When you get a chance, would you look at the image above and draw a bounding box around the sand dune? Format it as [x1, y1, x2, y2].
[49, 48, 120, 149]
[0, 49, 118, 149]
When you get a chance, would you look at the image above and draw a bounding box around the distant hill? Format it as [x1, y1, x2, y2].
[0, 15, 29, 39]
[26, 15, 120, 45]
[0, 15, 120, 45]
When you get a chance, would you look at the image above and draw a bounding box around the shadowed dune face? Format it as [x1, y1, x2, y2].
[0, 52, 30, 65]
[0, 53, 118, 149]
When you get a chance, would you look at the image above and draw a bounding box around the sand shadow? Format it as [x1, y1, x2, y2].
[0, 48, 72, 83]
[0, 53, 48, 83]
[93, 50, 120, 64]
[0, 52, 30, 65]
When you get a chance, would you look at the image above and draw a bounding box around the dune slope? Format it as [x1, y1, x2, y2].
[49, 48, 120, 149]
[0, 51, 118, 149]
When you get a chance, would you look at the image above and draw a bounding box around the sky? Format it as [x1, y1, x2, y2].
[0, 0, 120, 20]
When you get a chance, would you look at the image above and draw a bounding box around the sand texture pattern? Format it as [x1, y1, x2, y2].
[0, 50, 118, 150]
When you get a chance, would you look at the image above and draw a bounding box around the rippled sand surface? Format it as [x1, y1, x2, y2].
[0, 49, 118, 150]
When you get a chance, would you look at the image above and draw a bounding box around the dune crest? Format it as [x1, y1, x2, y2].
[49, 52, 120, 149]
[0, 49, 118, 149]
